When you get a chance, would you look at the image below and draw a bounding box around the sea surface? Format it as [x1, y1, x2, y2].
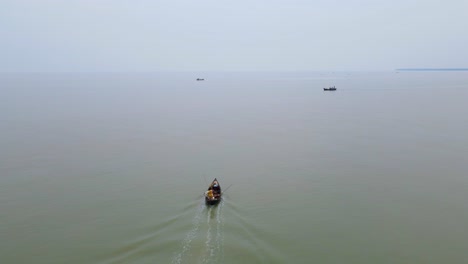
[1, 71, 468, 263]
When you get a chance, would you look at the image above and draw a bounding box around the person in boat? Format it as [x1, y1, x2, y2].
[205, 189, 214, 200]
[210, 181, 221, 197]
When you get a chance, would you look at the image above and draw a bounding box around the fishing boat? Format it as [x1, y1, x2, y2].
[196, 78, 205, 81]
[323, 86, 337, 91]
[205, 178, 222, 205]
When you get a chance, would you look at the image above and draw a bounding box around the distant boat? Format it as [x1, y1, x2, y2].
[196, 78, 205, 81]
[204, 178, 221, 205]
[323, 86, 337, 91]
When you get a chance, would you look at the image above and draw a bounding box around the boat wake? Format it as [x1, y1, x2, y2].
[172, 200, 225, 264]
[172, 201, 205, 264]
[201, 199, 224, 264]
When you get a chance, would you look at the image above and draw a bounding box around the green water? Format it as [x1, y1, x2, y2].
[1, 72, 468, 263]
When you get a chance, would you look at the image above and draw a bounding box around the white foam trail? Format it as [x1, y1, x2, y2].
[201, 200, 225, 264]
[172, 202, 205, 264]
[201, 206, 213, 263]
[216, 200, 225, 263]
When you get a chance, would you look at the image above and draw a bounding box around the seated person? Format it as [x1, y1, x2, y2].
[205, 189, 214, 200]
[211, 182, 221, 195]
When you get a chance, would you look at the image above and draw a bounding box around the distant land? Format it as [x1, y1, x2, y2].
[396, 68, 468, 71]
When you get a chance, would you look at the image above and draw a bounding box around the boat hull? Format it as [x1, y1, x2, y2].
[205, 197, 221, 205]
[205, 178, 222, 205]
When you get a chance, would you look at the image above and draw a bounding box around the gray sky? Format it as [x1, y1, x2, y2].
[1, 0, 467, 72]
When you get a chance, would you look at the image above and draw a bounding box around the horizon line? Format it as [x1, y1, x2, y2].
[396, 68, 468, 71]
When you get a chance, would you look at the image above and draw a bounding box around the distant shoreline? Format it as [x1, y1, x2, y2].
[396, 68, 468, 71]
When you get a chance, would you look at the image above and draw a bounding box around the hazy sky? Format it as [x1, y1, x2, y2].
[1, 0, 467, 72]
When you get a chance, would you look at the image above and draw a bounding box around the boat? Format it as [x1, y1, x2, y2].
[205, 178, 222, 205]
[196, 78, 205, 81]
[323, 86, 337, 91]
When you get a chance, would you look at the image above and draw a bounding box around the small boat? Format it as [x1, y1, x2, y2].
[205, 178, 222, 205]
[196, 78, 205, 81]
[323, 86, 337, 91]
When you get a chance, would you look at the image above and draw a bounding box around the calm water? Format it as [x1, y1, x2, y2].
[1, 72, 468, 263]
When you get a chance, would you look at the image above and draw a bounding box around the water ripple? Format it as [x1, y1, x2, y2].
[172, 201, 206, 264]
